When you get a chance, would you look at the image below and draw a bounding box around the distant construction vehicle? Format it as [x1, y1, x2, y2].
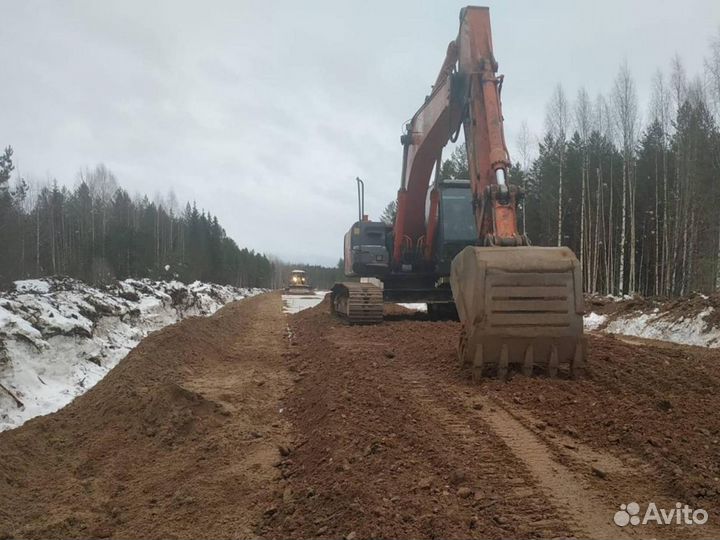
[331, 6, 585, 379]
[285, 269, 314, 295]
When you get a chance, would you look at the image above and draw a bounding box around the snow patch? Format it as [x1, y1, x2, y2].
[604, 307, 720, 348]
[398, 303, 428, 312]
[13, 279, 51, 294]
[282, 291, 328, 314]
[583, 312, 607, 331]
[0, 277, 264, 431]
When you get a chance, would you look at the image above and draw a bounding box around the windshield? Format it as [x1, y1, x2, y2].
[441, 187, 476, 242]
[360, 225, 386, 247]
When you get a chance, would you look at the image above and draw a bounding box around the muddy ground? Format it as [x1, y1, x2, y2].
[2, 292, 720, 539]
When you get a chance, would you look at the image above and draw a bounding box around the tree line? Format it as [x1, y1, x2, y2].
[517, 37, 720, 298]
[0, 158, 272, 288]
[422, 33, 720, 298]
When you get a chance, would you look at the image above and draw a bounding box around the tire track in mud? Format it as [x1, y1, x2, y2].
[486, 395, 720, 540]
[270, 302, 720, 539]
[479, 397, 629, 539]
[404, 363, 720, 540]
[399, 374, 574, 538]
[399, 370, 623, 538]
[270, 311, 577, 539]
[287, 310, 626, 538]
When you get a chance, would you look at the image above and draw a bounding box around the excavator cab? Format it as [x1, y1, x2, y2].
[433, 179, 477, 272]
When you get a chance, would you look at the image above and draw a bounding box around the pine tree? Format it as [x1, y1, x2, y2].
[380, 201, 397, 225]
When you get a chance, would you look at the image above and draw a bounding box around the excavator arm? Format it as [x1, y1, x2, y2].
[393, 7, 525, 267]
[456, 7, 525, 247]
[393, 42, 462, 265]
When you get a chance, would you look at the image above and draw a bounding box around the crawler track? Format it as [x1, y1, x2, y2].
[330, 282, 383, 324]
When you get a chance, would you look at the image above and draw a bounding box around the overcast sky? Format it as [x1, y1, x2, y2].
[3, 0, 719, 265]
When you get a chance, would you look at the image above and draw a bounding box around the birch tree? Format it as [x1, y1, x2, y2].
[545, 84, 569, 247]
[594, 94, 615, 293]
[669, 56, 688, 294]
[516, 120, 533, 234]
[705, 28, 720, 288]
[705, 29, 720, 122]
[574, 88, 592, 289]
[612, 61, 638, 294]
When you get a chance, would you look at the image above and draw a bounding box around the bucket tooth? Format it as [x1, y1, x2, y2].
[522, 345, 534, 377]
[548, 345, 559, 378]
[459, 329, 471, 367]
[472, 344, 484, 382]
[571, 341, 585, 379]
[497, 344, 509, 380]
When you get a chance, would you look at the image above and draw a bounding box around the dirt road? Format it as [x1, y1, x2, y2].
[2, 292, 720, 539]
[264, 299, 720, 539]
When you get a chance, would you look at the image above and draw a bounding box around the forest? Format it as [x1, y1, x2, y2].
[433, 38, 720, 298]
[0, 158, 272, 288]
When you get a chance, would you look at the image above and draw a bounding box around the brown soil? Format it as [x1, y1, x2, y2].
[0, 292, 291, 539]
[2, 293, 720, 539]
[265, 298, 720, 539]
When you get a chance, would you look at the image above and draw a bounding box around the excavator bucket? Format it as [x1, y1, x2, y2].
[450, 246, 586, 380]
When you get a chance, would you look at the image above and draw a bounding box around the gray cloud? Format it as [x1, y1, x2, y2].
[2, 0, 718, 265]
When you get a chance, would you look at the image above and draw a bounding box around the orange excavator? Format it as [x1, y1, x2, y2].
[331, 6, 585, 378]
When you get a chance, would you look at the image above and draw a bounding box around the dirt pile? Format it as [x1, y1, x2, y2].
[0, 293, 290, 539]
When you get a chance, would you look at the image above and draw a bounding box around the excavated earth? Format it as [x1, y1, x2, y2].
[2, 292, 720, 539]
[586, 291, 720, 330]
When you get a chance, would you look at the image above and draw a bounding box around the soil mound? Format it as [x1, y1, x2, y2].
[0, 293, 289, 539]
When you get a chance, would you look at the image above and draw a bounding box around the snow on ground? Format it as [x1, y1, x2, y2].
[0, 277, 264, 431]
[398, 303, 428, 312]
[602, 307, 720, 348]
[281, 292, 430, 315]
[13, 279, 51, 294]
[282, 291, 328, 314]
[583, 294, 720, 348]
[583, 312, 607, 331]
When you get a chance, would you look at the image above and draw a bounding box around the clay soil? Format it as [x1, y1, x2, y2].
[2, 292, 720, 539]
